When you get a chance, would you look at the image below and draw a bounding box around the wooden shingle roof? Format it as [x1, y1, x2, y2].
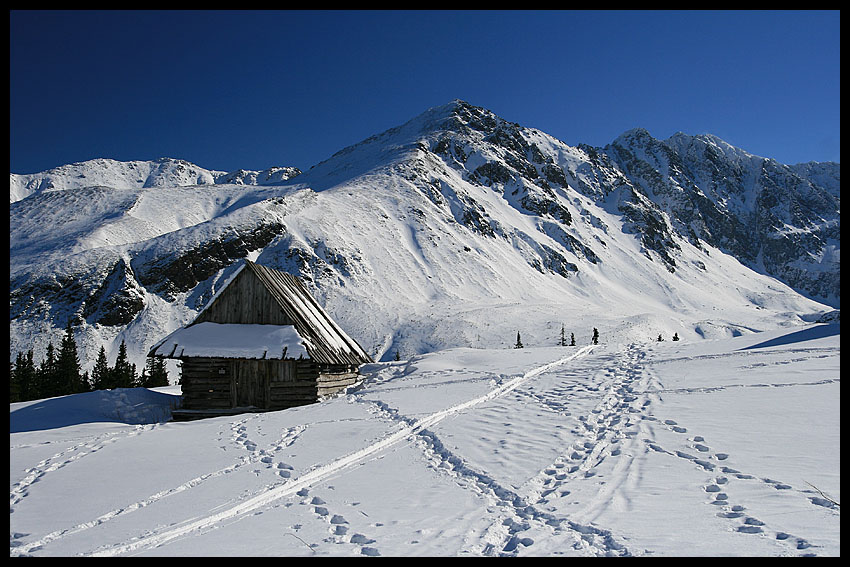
[243, 261, 372, 366]
[150, 260, 372, 366]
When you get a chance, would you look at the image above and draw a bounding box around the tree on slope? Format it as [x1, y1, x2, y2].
[515, 332, 524, 349]
[36, 342, 59, 398]
[592, 328, 599, 345]
[142, 355, 169, 388]
[111, 339, 137, 389]
[90, 346, 111, 391]
[57, 320, 86, 395]
[14, 350, 37, 401]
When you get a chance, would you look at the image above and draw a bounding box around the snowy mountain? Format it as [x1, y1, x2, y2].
[9, 157, 301, 203]
[9, 100, 839, 373]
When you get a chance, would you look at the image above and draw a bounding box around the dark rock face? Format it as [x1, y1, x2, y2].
[602, 128, 840, 305]
[133, 222, 286, 299]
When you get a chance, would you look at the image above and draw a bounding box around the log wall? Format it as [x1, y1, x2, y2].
[179, 358, 361, 411]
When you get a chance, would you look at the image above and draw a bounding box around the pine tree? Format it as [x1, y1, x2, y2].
[11, 352, 23, 403]
[154, 357, 169, 387]
[18, 350, 36, 401]
[559, 324, 567, 346]
[657, 334, 664, 342]
[91, 346, 111, 391]
[112, 340, 135, 389]
[514, 332, 524, 349]
[37, 342, 60, 398]
[672, 332, 680, 341]
[570, 332, 576, 347]
[57, 320, 84, 395]
[592, 328, 599, 345]
[142, 356, 169, 388]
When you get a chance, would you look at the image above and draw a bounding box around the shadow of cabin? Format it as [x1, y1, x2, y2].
[148, 260, 372, 421]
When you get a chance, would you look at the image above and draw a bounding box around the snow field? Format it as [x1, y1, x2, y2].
[9, 324, 840, 556]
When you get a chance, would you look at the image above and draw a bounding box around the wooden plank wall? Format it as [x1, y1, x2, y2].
[181, 358, 362, 411]
[194, 267, 295, 326]
[180, 357, 233, 410]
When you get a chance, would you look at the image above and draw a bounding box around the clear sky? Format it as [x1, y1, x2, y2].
[10, 10, 840, 175]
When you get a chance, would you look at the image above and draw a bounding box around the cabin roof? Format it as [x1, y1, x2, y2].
[148, 260, 372, 365]
[149, 322, 310, 360]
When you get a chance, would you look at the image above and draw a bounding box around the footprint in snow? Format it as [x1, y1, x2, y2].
[762, 478, 793, 490]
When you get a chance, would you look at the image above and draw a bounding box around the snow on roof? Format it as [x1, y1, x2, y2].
[150, 322, 311, 360]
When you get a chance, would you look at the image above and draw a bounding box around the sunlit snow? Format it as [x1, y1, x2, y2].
[10, 324, 840, 556]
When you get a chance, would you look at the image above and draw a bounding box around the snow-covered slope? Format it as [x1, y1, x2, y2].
[9, 324, 841, 556]
[9, 157, 300, 203]
[9, 100, 839, 374]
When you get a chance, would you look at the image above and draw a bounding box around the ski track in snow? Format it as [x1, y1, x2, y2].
[10, 425, 159, 514]
[10, 417, 306, 557]
[10, 343, 839, 557]
[70, 346, 596, 556]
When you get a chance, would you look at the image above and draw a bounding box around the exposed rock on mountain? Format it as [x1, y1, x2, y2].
[9, 100, 839, 370]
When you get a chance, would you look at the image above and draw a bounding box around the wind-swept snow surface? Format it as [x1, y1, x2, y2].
[10, 323, 839, 556]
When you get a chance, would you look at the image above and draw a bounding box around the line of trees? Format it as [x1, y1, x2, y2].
[515, 325, 599, 349]
[10, 321, 168, 403]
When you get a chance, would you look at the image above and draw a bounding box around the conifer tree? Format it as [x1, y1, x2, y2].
[592, 328, 599, 345]
[11, 352, 23, 403]
[154, 357, 169, 387]
[514, 332, 524, 349]
[672, 333, 680, 341]
[37, 342, 59, 398]
[17, 350, 37, 401]
[570, 332, 576, 347]
[559, 324, 567, 346]
[142, 355, 169, 388]
[112, 340, 136, 389]
[57, 320, 84, 395]
[91, 346, 111, 391]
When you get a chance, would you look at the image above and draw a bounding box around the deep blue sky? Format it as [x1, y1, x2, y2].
[10, 10, 840, 175]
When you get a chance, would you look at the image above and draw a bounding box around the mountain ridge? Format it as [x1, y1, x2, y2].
[9, 100, 839, 373]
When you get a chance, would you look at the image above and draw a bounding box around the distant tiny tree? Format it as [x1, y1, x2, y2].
[592, 328, 599, 345]
[559, 324, 567, 346]
[672, 333, 680, 341]
[570, 332, 576, 346]
[514, 332, 524, 349]
[657, 334, 664, 342]
[394, 350, 401, 361]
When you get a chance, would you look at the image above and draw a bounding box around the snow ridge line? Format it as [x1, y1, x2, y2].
[86, 346, 593, 557]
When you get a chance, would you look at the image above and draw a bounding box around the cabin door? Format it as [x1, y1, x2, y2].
[232, 361, 269, 408]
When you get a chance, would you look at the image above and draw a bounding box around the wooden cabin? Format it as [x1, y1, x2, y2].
[148, 260, 372, 420]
